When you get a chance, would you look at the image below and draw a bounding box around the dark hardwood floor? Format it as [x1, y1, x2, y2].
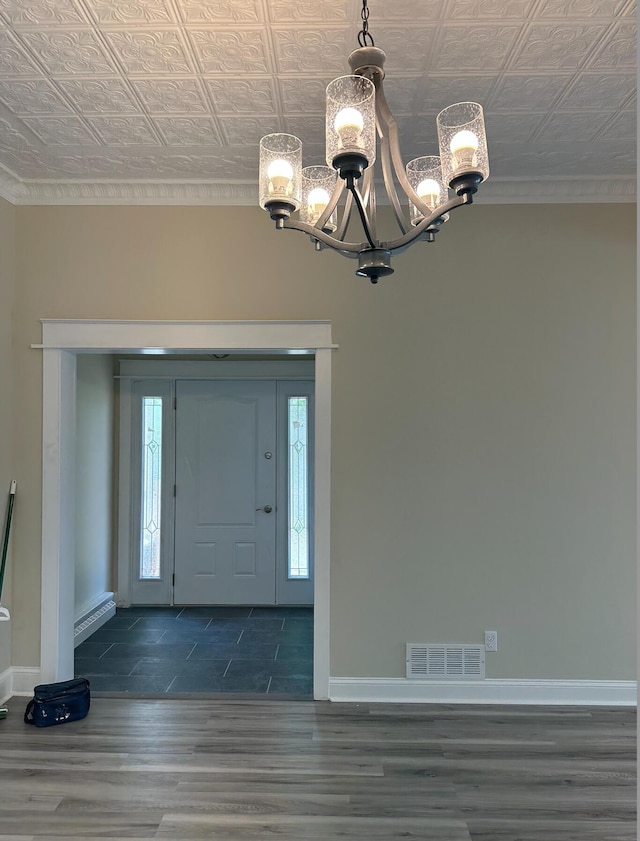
[0, 697, 635, 839]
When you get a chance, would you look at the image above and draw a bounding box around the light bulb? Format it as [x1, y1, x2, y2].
[307, 186, 330, 225]
[449, 130, 479, 172]
[416, 178, 441, 210]
[267, 158, 294, 196]
[334, 107, 364, 150]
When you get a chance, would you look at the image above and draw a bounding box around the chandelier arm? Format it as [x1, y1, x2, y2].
[375, 83, 435, 221]
[334, 188, 354, 242]
[361, 168, 377, 243]
[282, 218, 364, 254]
[348, 182, 377, 250]
[379, 130, 409, 235]
[382, 193, 470, 253]
[315, 174, 345, 233]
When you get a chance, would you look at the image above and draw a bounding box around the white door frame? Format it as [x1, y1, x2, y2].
[37, 319, 335, 700]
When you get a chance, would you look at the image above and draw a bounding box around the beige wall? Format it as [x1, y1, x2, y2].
[74, 354, 115, 620]
[0, 198, 15, 675]
[11, 202, 637, 680]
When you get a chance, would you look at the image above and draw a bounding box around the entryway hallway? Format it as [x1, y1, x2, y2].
[74, 605, 313, 697]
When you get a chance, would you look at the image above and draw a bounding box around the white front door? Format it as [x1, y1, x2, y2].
[173, 380, 277, 605]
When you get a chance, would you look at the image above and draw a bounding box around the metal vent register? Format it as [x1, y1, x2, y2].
[406, 644, 485, 680]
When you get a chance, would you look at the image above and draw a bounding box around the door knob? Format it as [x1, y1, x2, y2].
[256, 504, 273, 513]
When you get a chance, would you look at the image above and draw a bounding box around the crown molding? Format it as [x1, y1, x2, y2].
[0, 171, 635, 207]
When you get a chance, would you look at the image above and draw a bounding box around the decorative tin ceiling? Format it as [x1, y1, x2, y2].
[0, 0, 636, 204]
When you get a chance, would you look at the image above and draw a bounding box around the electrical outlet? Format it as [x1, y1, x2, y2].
[484, 630, 498, 651]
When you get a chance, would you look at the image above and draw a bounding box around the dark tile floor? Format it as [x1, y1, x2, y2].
[74, 605, 313, 697]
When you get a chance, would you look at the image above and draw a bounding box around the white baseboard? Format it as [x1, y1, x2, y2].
[329, 677, 637, 706]
[0, 667, 11, 704]
[74, 591, 116, 647]
[0, 666, 41, 703]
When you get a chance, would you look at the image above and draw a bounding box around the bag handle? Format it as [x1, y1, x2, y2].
[24, 698, 34, 725]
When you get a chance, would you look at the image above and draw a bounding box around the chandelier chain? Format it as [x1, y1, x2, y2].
[357, 0, 375, 47]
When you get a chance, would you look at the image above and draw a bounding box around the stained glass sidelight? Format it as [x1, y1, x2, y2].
[288, 397, 309, 579]
[140, 397, 162, 579]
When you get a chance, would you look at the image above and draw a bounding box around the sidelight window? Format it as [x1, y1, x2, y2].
[140, 396, 163, 579]
[288, 396, 309, 579]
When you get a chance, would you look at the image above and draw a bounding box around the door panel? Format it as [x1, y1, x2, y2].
[174, 380, 276, 605]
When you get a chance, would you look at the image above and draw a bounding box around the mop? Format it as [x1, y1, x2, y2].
[0, 480, 15, 623]
[0, 480, 15, 719]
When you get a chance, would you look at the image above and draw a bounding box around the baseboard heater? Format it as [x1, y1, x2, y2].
[74, 593, 116, 647]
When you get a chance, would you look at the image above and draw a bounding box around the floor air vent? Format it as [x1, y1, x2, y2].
[406, 644, 485, 679]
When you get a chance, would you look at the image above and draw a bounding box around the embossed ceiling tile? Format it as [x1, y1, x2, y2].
[266, 0, 350, 23]
[0, 148, 40, 178]
[511, 24, 610, 70]
[587, 22, 637, 70]
[489, 140, 635, 176]
[596, 110, 636, 140]
[283, 115, 325, 145]
[115, 149, 260, 178]
[371, 28, 438, 74]
[21, 115, 99, 144]
[19, 29, 117, 74]
[0, 114, 40, 151]
[371, 0, 446, 20]
[0, 78, 72, 114]
[132, 78, 208, 113]
[536, 0, 627, 17]
[153, 116, 222, 145]
[104, 30, 193, 74]
[418, 74, 497, 111]
[272, 28, 349, 74]
[57, 78, 139, 113]
[534, 111, 611, 141]
[279, 77, 327, 113]
[434, 25, 521, 71]
[0, 29, 41, 74]
[87, 115, 160, 144]
[189, 29, 270, 74]
[395, 115, 439, 150]
[176, 0, 261, 24]
[489, 74, 573, 110]
[379, 76, 422, 115]
[87, 0, 175, 25]
[206, 78, 276, 115]
[222, 116, 282, 145]
[484, 111, 546, 141]
[0, 0, 87, 26]
[444, 0, 535, 19]
[557, 73, 636, 110]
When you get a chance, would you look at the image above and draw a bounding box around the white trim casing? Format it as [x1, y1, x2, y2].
[41, 349, 76, 684]
[38, 320, 334, 700]
[329, 677, 638, 706]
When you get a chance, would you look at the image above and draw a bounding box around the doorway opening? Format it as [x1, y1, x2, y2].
[39, 320, 334, 700]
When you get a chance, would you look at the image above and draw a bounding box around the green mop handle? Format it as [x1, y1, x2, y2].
[0, 480, 16, 601]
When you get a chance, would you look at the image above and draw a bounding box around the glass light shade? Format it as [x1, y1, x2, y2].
[325, 75, 376, 171]
[259, 133, 302, 212]
[405, 156, 446, 226]
[301, 165, 338, 231]
[436, 102, 489, 187]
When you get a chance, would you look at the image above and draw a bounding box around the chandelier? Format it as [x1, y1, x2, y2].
[258, 0, 490, 283]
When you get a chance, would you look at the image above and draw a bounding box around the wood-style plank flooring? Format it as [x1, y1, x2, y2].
[0, 697, 635, 840]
